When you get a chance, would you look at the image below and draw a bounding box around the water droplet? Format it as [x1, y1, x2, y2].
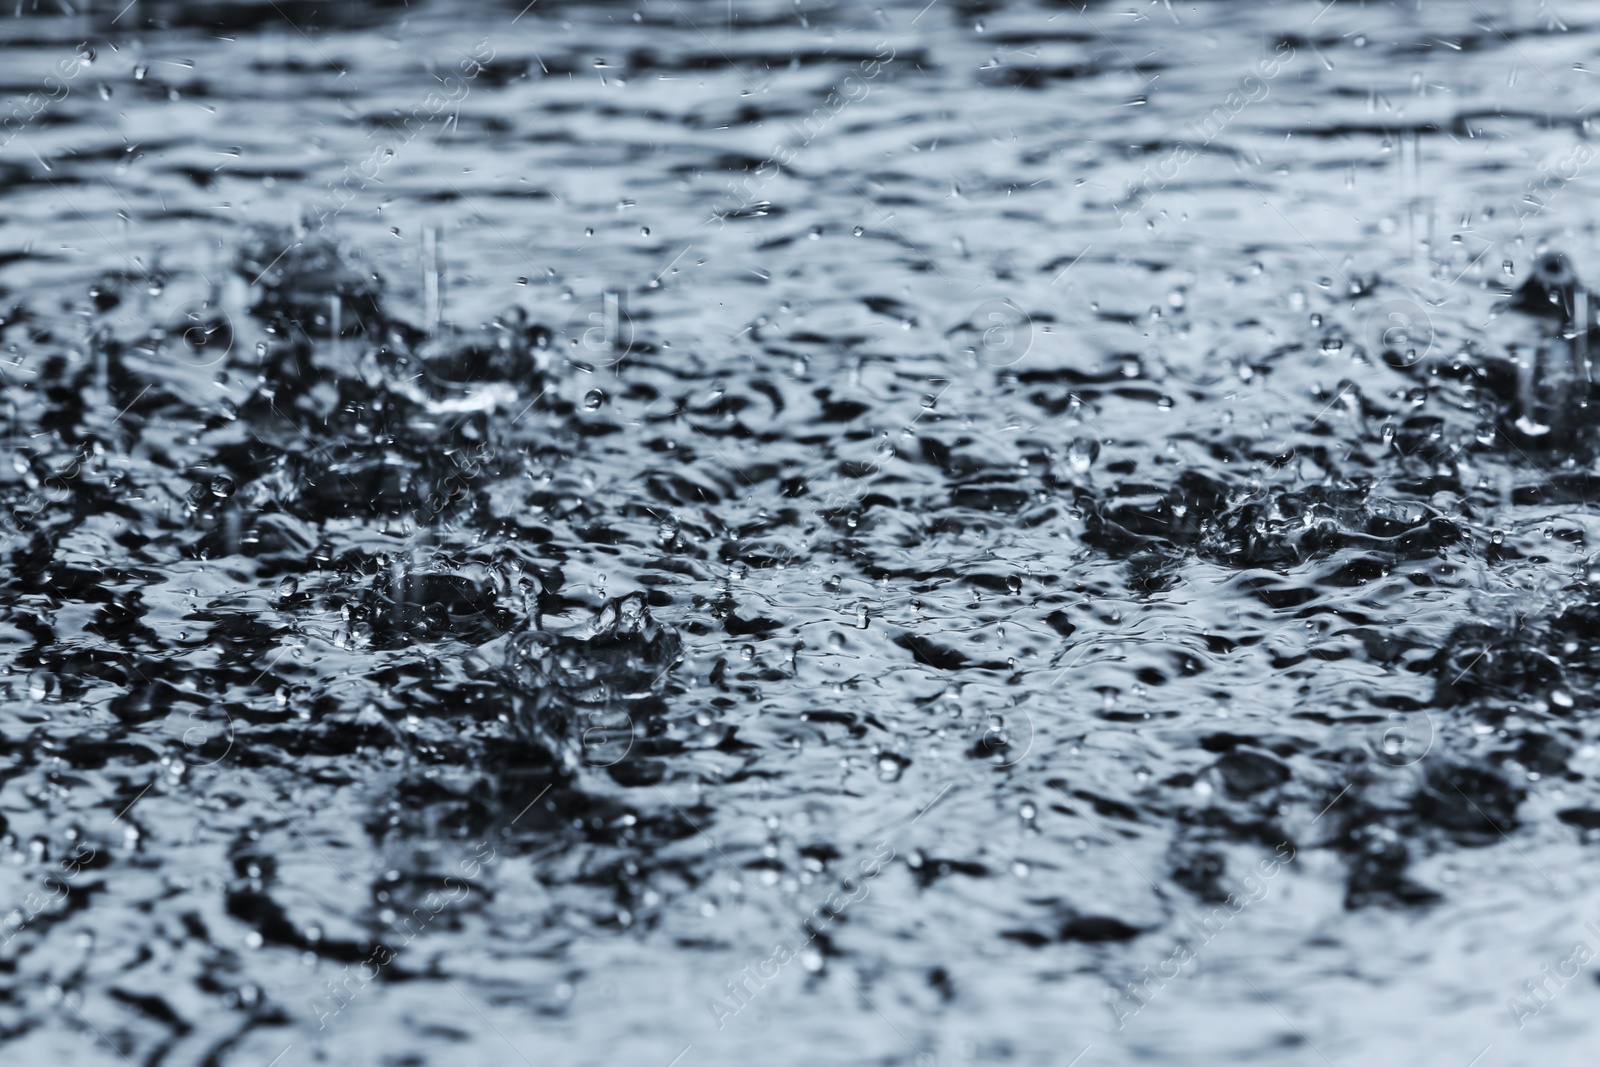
[1066, 436, 1099, 475]
[583, 388, 605, 410]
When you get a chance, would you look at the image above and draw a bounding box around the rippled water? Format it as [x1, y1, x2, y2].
[6, 1, 1600, 1064]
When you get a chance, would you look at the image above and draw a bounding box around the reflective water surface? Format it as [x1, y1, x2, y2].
[4, 1, 1600, 1064]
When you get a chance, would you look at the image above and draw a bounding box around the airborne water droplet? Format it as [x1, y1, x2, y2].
[1066, 436, 1099, 475]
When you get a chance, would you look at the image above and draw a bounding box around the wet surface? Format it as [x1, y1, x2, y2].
[5, 0, 1600, 1064]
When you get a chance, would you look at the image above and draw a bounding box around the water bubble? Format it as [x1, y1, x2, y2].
[1374, 708, 1435, 766]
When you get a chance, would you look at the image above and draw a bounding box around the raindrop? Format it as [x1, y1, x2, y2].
[1066, 436, 1099, 474]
